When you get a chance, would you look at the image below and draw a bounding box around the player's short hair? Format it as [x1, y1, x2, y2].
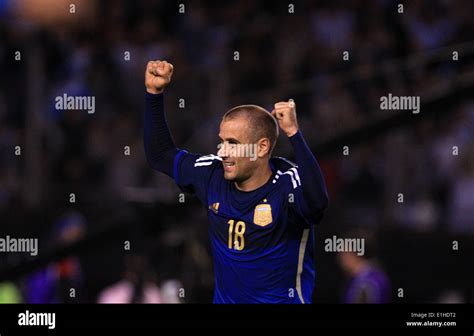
[222, 105, 279, 154]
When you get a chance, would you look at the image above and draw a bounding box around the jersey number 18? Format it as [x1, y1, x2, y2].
[227, 219, 246, 251]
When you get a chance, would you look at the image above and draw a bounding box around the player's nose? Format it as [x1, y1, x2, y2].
[217, 144, 228, 159]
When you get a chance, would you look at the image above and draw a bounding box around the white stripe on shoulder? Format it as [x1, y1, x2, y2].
[196, 154, 222, 162]
[289, 167, 301, 186]
[283, 170, 298, 189]
[194, 161, 214, 167]
[272, 169, 300, 188]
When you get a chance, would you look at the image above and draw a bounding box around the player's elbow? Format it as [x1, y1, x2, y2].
[145, 154, 167, 174]
[145, 155, 160, 171]
[315, 196, 328, 215]
[143, 147, 162, 170]
[302, 192, 329, 220]
[302, 187, 329, 215]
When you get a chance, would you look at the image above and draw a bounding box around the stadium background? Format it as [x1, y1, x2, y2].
[0, 0, 473, 303]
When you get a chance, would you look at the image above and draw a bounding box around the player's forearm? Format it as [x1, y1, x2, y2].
[289, 130, 329, 214]
[143, 92, 178, 177]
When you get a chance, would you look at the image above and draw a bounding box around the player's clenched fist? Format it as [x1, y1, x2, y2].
[145, 60, 174, 94]
[272, 99, 299, 137]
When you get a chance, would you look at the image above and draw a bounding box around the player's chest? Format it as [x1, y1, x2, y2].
[206, 194, 287, 252]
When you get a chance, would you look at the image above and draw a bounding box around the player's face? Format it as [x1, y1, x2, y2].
[218, 118, 258, 182]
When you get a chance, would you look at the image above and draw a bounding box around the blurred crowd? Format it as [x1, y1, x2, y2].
[0, 0, 473, 303]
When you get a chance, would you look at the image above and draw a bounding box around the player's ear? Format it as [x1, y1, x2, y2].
[256, 137, 271, 158]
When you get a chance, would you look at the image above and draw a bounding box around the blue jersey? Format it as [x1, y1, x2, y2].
[174, 151, 321, 303]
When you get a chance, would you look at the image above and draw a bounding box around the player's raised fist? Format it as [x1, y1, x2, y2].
[145, 60, 174, 94]
[272, 99, 299, 137]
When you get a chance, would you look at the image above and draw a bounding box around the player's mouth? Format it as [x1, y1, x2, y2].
[223, 161, 235, 172]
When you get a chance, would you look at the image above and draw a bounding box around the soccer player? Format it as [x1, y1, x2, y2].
[144, 60, 329, 303]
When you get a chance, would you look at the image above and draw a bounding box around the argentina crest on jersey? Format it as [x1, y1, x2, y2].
[253, 200, 272, 226]
[209, 202, 220, 214]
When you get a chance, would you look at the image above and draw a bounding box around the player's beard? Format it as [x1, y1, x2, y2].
[223, 159, 254, 183]
[223, 163, 238, 181]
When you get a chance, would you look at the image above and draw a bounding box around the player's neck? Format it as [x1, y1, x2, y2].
[234, 163, 272, 192]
